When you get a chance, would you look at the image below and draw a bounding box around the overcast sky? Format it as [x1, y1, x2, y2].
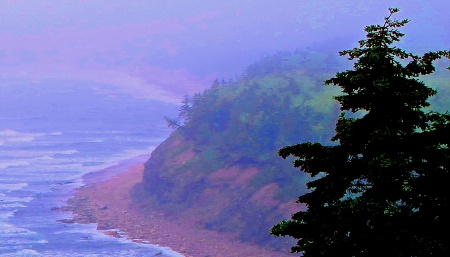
[0, 0, 449, 102]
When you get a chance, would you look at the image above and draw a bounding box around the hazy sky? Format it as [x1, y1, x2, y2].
[0, 0, 449, 102]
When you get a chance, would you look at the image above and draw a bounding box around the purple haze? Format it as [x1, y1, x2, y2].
[0, 0, 449, 102]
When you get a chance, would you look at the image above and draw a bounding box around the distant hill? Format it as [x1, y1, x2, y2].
[131, 50, 450, 250]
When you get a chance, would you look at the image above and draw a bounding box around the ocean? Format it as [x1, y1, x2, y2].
[0, 80, 183, 256]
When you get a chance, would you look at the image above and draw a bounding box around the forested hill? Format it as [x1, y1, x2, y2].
[131, 50, 450, 250]
[171, 51, 343, 163]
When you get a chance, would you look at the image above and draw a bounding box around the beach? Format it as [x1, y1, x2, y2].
[61, 158, 293, 257]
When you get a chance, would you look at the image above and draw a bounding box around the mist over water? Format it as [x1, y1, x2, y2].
[1, 1, 448, 99]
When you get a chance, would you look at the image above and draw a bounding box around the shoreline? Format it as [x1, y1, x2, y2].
[59, 157, 293, 257]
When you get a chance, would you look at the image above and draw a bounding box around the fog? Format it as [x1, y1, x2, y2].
[1, 1, 449, 256]
[1, 0, 448, 103]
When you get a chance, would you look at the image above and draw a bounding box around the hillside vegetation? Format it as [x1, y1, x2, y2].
[131, 50, 450, 250]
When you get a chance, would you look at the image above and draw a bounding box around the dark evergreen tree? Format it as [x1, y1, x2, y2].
[163, 116, 182, 129]
[271, 8, 450, 256]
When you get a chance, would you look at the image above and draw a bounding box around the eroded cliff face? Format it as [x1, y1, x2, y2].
[130, 49, 450, 251]
[132, 129, 305, 249]
[132, 51, 344, 250]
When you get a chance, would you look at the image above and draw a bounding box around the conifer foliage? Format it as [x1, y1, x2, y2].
[271, 8, 450, 256]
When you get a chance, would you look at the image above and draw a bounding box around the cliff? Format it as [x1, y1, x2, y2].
[131, 50, 450, 251]
[132, 51, 343, 250]
[141, 134, 300, 245]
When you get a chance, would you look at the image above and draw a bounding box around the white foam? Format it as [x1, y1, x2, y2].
[0, 249, 42, 256]
[0, 130, 61, 146]
[0, 195, 34, 203]
[74, 130, 129, 134]
[0, 149, 78, 159]
[53, 224, 98, 235]
[0, 222, 36, 236]
[159, 247, 185, 257]
[52, 225, 184, 256]
[0, 203, 26, 209]
[0, 160, 30, 169]
[0, 138, 153, 177]
[0, 182, 28, 191]
[58, 150, 79, 155]
[0, 130, 41, 144]
[0, 210, 16, 221]
[86, 139, 104, 143]
[0, 130, 20, 136]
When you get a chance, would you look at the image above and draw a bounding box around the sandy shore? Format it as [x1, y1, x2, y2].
[59, 158, 293, 257]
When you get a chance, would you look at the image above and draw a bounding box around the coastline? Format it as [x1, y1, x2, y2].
[59, 156, 293, 257]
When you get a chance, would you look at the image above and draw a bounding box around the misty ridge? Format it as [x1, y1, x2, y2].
[131, 17, 450, 255]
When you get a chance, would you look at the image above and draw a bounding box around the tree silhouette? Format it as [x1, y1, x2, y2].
[271, 8, 450, 256]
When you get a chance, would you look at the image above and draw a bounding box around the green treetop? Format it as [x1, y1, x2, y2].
[271, 8, 450, 256]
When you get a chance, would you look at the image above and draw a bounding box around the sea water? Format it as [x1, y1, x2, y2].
[0, 80, 183, 256]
